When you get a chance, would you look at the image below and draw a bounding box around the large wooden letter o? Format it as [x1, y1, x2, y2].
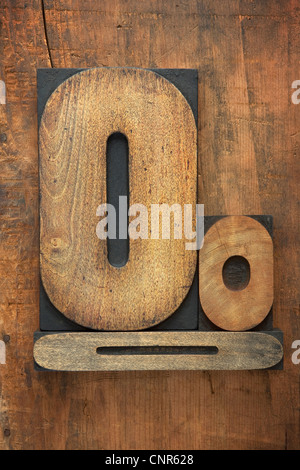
[199, 216, 273, 331]
[40, 68, 197, 330]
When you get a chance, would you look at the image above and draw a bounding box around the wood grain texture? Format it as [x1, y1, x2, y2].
[0, 0, 299, 450]
[199, 216, 273, 331]
[34, 332, 283, 371]
[39, 67, 197, 331]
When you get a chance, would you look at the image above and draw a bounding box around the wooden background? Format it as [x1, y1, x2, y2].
[0, 0, 299, 450]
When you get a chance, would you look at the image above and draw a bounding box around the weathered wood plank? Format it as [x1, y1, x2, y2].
[0, 0, 299, 451]
[0, 0, 51, 450]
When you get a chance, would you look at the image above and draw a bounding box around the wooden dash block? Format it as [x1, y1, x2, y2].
[34, 331, 283, 371]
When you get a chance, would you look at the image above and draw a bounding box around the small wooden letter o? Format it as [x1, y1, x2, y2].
[199, 216, 273, 331]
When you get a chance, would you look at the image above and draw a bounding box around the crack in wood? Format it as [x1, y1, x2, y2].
[41, 0, 54, 68]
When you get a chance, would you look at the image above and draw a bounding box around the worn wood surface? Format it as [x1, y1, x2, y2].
[39, 67, 197, 331]
[0, 0, 299, 450]
[199, 216, 273, 331]
[34, 332, 283, 371]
